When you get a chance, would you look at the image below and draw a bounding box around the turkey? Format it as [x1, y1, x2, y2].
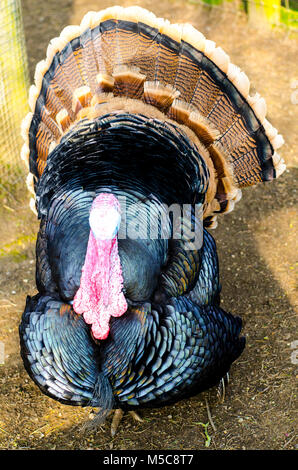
[19, 6, 285, 434]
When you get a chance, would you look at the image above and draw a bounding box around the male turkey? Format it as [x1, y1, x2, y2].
[19, 6, 285, 434]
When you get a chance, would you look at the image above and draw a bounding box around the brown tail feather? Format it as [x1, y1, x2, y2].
[21, 5, 285, 221]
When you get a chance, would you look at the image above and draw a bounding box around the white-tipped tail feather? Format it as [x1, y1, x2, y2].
[21, 5, 285, 218]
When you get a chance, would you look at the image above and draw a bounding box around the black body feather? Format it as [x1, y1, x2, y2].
[20, 116, 245, 412]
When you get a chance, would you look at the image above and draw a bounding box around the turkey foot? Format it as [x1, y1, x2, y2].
[110, 409, 144, 437]
[217, 372, 230, 403]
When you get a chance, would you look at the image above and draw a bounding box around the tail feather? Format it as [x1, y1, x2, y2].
[79, 27, 99, 93]
[174, 26, 206, 101]
[21, 6, 285, 223]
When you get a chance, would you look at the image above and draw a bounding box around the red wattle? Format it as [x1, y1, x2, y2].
[73, 195, 127, 340]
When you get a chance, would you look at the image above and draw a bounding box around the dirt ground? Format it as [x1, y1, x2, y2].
[0, 0, 297, 451]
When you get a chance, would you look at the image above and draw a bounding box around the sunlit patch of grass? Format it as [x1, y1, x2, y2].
[0, 233, 37, 261]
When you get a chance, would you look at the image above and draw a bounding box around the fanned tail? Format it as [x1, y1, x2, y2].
[21, 6, 285, 226]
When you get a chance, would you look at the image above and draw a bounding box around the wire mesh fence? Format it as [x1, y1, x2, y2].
[0, 0, 297, 198]
[0, 0, 29, 198]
